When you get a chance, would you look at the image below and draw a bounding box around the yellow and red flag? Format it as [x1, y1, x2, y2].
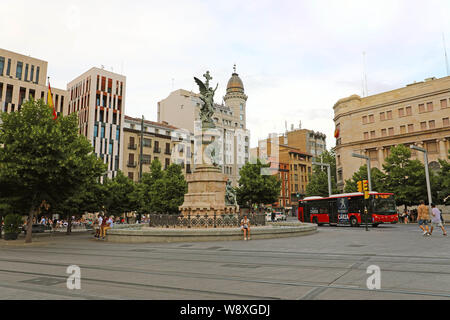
[334, 128, 340, 138]
[47, 83, 57, 120]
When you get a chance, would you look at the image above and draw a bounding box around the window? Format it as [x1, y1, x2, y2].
[101, 124, 105, 138]
[142, 154, 151, 164]
[16, 62, 23, 80]
[400, 125, 406, 134]
[362, 116, 367, 124]
[370, 131, 376, 138]
[380, 112, 385, 121]
[388, 127, 394, 136]
[368, 114, 374, 123]
[0, 57, 4, 75]
[408, 124, 414, 133]
[30, 65, 34, 81]
[406, 106, 412, 116]
[116, 127, 120, 140]
[426, 102, 433, 112]
[398, 108, 405, 117]
[441, 99, 448, 109]
[143, 138, 152, 147]
[128, 172, 134, 180]
[369, 149, 378, 160]
[364, 132, 369, 140]
[94, 124, 98, 137]
[429, 120, 435, 129]
[240, 103, 243, 111]
[420, 121, 427, 130]
[109, 142, 113, 154]
[418, 103, 425, 113]
[381, 129, 387, 137]
[387, 110, 392, 119]
[426, 141, 438, 153]
[443, 118, 449, 126]
[36, 66, 40, 83]
[240, 114, 243, 121]
[6, 59, 11, 76]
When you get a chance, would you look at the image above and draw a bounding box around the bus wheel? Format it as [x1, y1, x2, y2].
[350, 216, 358, 227]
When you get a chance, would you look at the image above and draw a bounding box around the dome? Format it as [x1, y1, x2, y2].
[226, 72, 244, 94]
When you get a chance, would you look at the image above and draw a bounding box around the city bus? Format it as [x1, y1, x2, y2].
[298, 192, 398, 227]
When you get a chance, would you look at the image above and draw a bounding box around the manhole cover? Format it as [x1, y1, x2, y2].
[21, 277, 66, 286]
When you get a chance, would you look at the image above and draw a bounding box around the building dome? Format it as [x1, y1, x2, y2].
[226, 66, 245, 94]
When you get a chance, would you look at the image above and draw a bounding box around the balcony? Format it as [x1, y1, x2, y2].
[153, 147, 161, 154]
[128, 143, 137, 150]
[127, 161, 137, 168]
[165, 149, 171, 155]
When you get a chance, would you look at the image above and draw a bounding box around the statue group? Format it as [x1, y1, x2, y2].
[194, 71, 218, 129]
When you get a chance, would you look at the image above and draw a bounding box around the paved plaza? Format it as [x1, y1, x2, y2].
[0, 222, 450, 300]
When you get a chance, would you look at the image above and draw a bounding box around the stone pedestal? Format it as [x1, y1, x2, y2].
[179, 164, 239, 216]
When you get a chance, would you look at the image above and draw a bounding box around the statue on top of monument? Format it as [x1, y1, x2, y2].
[194, 71, 218, 129]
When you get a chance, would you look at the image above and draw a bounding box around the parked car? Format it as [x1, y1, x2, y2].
[274, 212, 287, 221]
[265, 212, 272, 222]
[21, 224, 51, 233]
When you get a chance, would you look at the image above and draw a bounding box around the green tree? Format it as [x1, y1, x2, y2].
[343, 165, 386, 193]
[104, 171, 138, 218]
[0, 99, 105, 243]
[382, 144, 429, 207]
[306, 149, 339, 196]
[236, 159, 281, 208]
[436, 150, 450, 204]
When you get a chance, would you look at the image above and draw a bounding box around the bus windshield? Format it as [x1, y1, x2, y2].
[372, 195, 396, 214]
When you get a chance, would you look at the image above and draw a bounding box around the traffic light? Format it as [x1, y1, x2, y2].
[357, 181, 363, 192]
[363, 180, 369, 199]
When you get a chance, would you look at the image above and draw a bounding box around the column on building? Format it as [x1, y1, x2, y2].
[438, 139, 447, 159]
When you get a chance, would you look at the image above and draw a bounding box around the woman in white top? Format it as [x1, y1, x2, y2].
[240, 214, 251, 240]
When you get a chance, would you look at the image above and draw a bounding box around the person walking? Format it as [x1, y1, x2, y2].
[429, 203, 447, 236]
[417, 200, 430, 236]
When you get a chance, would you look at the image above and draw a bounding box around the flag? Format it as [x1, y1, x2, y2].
[334, 128, 340, 138]
[47, 83, 57, 120]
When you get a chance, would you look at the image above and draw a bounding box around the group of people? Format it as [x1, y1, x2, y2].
[417, 201, 447, 236]
[93, 215, 115, 239]
[399, 209, 418, 223]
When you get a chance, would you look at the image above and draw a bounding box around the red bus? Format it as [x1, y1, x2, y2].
[298, 192, 398, 227]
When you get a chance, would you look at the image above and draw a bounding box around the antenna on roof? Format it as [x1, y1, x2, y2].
[443, 33, 450, 76]
[362, 52, 368, 97]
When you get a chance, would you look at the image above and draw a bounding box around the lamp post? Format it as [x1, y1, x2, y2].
[410, 145, 432, 214]
[351, 153, 372, 191]
[312, 161, 332, 197]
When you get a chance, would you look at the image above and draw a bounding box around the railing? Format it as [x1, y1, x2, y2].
[128, 143, 137, 150]
[154, 147, 161, 153]
[127, 161, 137, 168]
[165, 149, 171, 155]
[148, 213, 266, 228]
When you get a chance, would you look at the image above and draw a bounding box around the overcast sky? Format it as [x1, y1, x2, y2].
[2, 0, 450, 148]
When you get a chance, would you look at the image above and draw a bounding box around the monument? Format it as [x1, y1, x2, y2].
[179, 71, 239, 216]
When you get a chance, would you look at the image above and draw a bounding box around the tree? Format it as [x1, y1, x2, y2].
[236, 159, 281, 208]
[104, 171, 138, 218]
[306, 149, 339, 196]
[159, 163, 188, 214]
[382, 144, 429, 208]
[0, 99, 105, 243]
[343, 165, 386, 193]
[436, 149, 450, 204]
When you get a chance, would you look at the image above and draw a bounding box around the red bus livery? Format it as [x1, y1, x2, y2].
[298, 192, 398, 227]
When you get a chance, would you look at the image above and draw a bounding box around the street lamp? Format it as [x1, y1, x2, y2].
[351, 153, 372, 191]
[410, 145, 432, 213]
[312, 161, 332, 197]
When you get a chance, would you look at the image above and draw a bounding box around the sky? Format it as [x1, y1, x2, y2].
[2, 0, 450, 149]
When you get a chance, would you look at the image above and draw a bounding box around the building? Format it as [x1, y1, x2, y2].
[0, 48, 68, 117]
[279, 125, 327, 161]
[253, 136, 313, 214]
[334, 76, 450, 190]
[67, 68, 126, 179]
[122, 115, 195, 181]
[157, 67, 250, 185]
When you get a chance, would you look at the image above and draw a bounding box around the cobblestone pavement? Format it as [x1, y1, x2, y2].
[0, 223, 449, 300]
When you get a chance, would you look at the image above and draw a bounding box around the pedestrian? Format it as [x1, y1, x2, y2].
[417, 200, 430, 236]
[93, 217, 100, 238]
[240, 214, 251, 240]
[429, 203, 447, 236]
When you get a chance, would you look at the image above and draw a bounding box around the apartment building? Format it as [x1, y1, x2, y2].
[0, 48, 68, 117]
[334, 76, 450, 190]
[122, 116, 195, 181]
[279, 125, 327, 161]
[67, 68, 126, 179]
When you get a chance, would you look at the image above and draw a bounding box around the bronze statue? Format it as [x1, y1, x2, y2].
[194, 71, 218, 129]
[225, 179, 237, 206]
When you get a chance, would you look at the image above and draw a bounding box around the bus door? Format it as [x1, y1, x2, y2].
[328, 200, 338, 224]
[298, 203, 305, 222]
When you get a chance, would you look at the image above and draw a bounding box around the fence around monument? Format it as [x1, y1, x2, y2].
[148, 213, 266, 228]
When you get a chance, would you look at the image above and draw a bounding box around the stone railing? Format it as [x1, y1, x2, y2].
[148, 213, 266, 228]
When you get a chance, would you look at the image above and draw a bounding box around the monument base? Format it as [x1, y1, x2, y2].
[179, 164, 239, 216]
